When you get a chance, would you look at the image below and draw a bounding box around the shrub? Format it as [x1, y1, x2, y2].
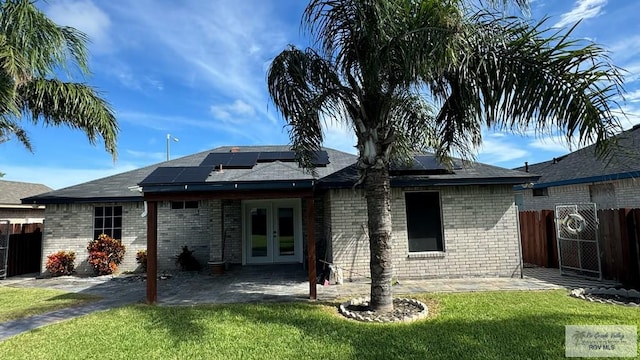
[175, 246, 201, 271]
[87, 234, 126, 276]
[136, 249, 147, 272]
[45, 251, 76, 276]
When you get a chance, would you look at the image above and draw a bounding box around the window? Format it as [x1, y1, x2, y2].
[532, 188, 548, 197]
[171, 201, 198, 209]
[94, 205, 122, 240]
[405, 192, 443, 252]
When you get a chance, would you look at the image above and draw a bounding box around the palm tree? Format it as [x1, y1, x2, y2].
[0, 0, 117, 157]
[268, 0, 624, 312]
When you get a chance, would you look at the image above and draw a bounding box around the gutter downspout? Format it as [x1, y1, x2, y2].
[515, 204, 524, 279]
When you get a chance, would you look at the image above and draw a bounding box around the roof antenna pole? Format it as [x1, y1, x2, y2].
[166, 134, 179, 161]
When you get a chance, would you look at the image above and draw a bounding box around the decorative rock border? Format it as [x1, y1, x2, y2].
[339, 297, 429, 323]
[570, 287, 640, 307]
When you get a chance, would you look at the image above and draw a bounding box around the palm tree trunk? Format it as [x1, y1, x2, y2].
[365, 165, 394, 312]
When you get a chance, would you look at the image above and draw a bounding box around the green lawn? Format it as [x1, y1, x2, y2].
[0, 290, 638, 359]
[0, 287, 98, 322]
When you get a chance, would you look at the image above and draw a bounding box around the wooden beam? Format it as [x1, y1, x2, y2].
[143, 189, 314, 202]
[305, 197, 317, 300]
[146, 201, 158, 304]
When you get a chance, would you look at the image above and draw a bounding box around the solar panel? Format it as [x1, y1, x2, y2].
[173, 167, 213, 183]
[140, 167, 184, 185]
[200, 152, 259, 168]
[200, 153, 230, 167]
[415, 155, 446, 170]
[312, 151, 330, 166]
[257, 151, 296, 162]
[390, 155, 457, 174]
[140, 166, 212, 185]
[201, 150, 331, 168]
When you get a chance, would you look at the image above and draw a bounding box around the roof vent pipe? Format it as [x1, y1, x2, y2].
[218, 164, 224, 173]
[524, 162, 529, 173]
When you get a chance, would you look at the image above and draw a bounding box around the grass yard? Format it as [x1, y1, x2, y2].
[0, 290, 638, 359]
[0, 287, 97, 322]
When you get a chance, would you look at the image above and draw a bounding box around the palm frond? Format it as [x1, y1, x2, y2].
[387, 92, 440, 164]
[0, 0, 89, 82]
[268, 46, 352, 170]
[0, 115, 30, 150]
[432, 11, 624, 159]
[18, 79, 118, 158]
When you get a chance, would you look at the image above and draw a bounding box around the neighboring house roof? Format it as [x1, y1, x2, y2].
[0, 180, 52, 206]
[514, 125, 640, 189]
[23, 145, 537, 204]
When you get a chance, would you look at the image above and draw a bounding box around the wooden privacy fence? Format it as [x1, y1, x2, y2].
[5, 223, 42, 277]
[519, 209, 640, 288]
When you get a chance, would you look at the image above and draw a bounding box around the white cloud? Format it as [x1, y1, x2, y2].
[119, 111, 287, 145]
[45, 0, 112, 54]
[621, 62, 640, 84]
[125, 150, 165, 162]
[323, 121, 357, 155]
[626, 89, 640, 102]
[618, 104, 640, 129]
[487, 132, 507, 138]
[101, 1, 295, 128]
[528, 135, 575, 153]
[477, 137, 530, 164]
[554, 0, 608, 28]
[210, 100, 257, 122]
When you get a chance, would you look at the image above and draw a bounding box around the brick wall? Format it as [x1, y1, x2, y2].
[615, 178, 640, 208]
[222, 199, 242, 264]
[42, 202, 146, 274]
[41, 200, 228, 274]
[155, 200, 215, 270]
[327, 185, 521, 280]
[517, 178, 640, 211]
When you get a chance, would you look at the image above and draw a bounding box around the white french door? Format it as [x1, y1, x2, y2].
[243, 199, 302, 264]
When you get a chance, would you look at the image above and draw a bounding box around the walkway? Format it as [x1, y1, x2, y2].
[0, 266, 620, 341]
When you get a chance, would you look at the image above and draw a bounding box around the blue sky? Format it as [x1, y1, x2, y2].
[1, 0, 640, 189]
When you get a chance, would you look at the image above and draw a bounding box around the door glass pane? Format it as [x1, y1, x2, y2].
[277, 207, 295, 256]
[250, 208, 268, 257]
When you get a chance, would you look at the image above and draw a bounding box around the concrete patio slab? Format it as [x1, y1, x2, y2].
[0, 265, 623, 342]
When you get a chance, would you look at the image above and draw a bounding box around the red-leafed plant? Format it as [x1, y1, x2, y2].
[87, 234, 126, 275]
[136, 249, 147, 272]
[45, 251, 76, 276]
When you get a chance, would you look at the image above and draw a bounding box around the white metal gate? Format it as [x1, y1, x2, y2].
[555, 203, 602, 280]
[0, 220, 9, 279]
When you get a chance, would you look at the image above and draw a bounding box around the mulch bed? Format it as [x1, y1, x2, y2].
[339, 297, 428, 323]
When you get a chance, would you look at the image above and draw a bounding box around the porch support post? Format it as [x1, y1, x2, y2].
[305, 197, 316, 300]
[146, 200, 158, 304]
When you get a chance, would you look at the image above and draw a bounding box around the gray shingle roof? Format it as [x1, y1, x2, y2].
[23, 145, 537, 204]
[0, 180, 52, 205]
[514, 126, 640, 187]
[319, 157, 538, 188]
[23, 146, 357, 204]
